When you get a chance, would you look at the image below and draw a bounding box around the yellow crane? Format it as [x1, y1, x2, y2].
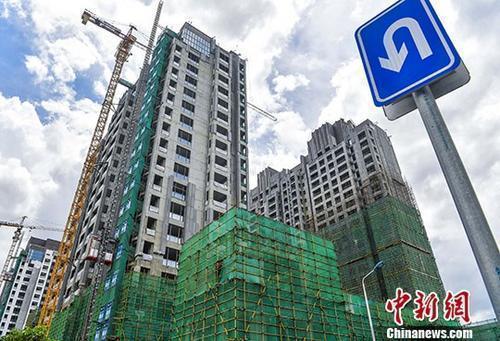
[38, 9, 151, 328]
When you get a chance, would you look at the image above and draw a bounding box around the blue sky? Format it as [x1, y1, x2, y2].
[0, 0, 498, 322]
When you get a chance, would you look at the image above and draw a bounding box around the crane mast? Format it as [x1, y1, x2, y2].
[79, 2, 163, 339]
[0, 217, 26, 287]
[38, 18, 139, 328]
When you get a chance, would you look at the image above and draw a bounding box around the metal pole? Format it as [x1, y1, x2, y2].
[413, 86, 500, 320]
[362, 270, 377, 341]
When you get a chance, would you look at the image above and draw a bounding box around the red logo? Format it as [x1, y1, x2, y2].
[443, 290, 471, 324]
[385, 289, 471, 325]
[413, 290, 439, 322]
[385, 288, 412, 326]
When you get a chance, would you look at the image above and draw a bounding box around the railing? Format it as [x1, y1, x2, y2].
[172, 192, 186, 201]
[169, 212, 184, 222]
[174, 173, 188, 182]
[213, 200, 227, 209]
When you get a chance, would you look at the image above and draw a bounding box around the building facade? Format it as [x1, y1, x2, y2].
[113, 22, 248, 281]
[250, 119, 445, 301]
[59, 87, 138, 307]
[0, 238, 59, 335]
[50, 22, 249, 340]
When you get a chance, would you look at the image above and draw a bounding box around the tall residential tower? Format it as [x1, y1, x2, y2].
[0, 238, 59, 335]
[250, 119, 445, 301]
[50, 23, 249, 341]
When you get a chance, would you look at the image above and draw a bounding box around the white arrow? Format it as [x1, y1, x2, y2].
[379, 17, 433, 72]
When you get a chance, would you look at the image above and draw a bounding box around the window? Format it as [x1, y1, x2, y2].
[159, 138, 168, 151]
[218, 98, 228, 109]
[174, 163, 189, 181]
[143, 241, 153, 254]
[164, 247, 180, 263]
[217, 111, 228, 122]
[172, 182, 187, 201]
[147, 217, 157, 230]
[180, 114, 193, 129]
[186, 63, 198, 75]
[215, 140, 228, 153]
[218, 74, 229, 84]
[156, 155, 166, 168]
[167, 223, 183, 242]
[176, 145, 191, 162]
[162, 122, 170, 133]
[218, 85, 228, 96]
[150, 195, 160, 209]
[219, 53, 229, 63]
[216, 125, 228, 138]
[169, 202, 185, 221]
[215, 155, 227, 168]
[169, 79, 177, 89]
[178, 129, 192, 146]
[185, 75, 197, 87]
[214, 172, 228, 187]
[164, 106, 173, 117]
[188, 52, 200, 63]
[219, 63, 229, 74]
[181, 100, 195, 115]
[183, 87, 196, 99]
[167, 92, 175, 103]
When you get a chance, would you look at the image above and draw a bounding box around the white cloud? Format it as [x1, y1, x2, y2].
[273, 73, 310, 94]
[1, 0, 498, 322]
[24, 55, 49, 83]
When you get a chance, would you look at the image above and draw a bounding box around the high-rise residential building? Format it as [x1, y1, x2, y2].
[50, 23, 248, 340]
[250, 119, 445, 301]
[59, 87, 138, 307]
[0, 238, 59, 335]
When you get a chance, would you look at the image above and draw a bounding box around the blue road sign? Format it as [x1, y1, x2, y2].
[355, 0, 461, 107]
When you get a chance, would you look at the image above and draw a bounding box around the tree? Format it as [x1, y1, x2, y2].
[1, 326, 54, 341]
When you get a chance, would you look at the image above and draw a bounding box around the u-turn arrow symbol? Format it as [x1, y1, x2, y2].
[379, 17, 433, 72]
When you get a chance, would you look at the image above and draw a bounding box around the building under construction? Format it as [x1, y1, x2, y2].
[34, 2, 486, 339]
[44, 4, 250, 337]
[49, 208, 460, 340]
[249, 119, 446, 303]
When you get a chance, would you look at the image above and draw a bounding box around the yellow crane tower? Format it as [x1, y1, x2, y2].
[38, 8, 152, 328]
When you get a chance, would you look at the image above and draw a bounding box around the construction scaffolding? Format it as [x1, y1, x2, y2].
[320, 195, 445, 302]
[49, 288, 91, 341]
[171, 208, 350, 340]
[49, 208, 458, 340]
[113, 272, 176, 340]
[88, 28, 178, 341]
[170, 208, 456, 340]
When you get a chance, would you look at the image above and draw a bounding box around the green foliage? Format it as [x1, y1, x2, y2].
[1, 326, 54, 341]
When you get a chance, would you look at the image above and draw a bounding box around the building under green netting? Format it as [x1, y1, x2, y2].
[49, 208, 461, 340]
[468, 319, 500, 340]
[49, 288, 91, 341]
[49, 272, 175, 340]
[170, 208, 455, 340]
[320, 196, 445, 302]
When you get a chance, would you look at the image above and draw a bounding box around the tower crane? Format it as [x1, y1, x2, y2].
[0, 218, 63, 287]
[79, 3, 163, 340]
[247, 102, 278, 121]
[38, 5, 157, 328]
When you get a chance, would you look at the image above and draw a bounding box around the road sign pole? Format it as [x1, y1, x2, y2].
[413, 86, 500, 320]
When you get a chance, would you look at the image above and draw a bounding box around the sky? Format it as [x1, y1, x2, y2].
[0, 0, 498, 322]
